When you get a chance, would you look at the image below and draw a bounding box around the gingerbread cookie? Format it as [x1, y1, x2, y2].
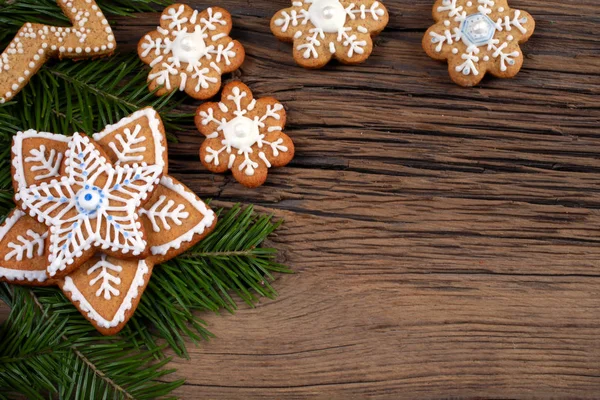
[1, 108, 217, 335]
[423, 0, 535, 86]
[270, 0, 389, 68]
[0, 0, 116, 103]
[195, 82, 295, 188]
[138, 4, 245, 100]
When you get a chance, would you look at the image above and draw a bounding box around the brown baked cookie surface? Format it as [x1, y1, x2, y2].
[271, 0, 389, 69]
[138, 4, 245, 100]
[423, 0, 535, 86]
[196, 82, 295, 188]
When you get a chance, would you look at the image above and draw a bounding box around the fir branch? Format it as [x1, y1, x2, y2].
[125, 204, 291, 358]
[3, 54, 190, 137]
[0, 205, 291, 396]
[0, 285, 183, 399]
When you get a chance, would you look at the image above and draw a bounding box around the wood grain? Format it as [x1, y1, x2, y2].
[3, 0, 600, 398]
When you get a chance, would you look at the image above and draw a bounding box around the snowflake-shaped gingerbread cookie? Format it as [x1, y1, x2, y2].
[1, 108, 217, 335]
[195, 82, 295, 188]
[271, 0, 389, 68]
[138, 4, 245, 99]
[423, 0, 535, 86]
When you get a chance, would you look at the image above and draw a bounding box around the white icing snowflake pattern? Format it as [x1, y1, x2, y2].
[87, 254, 123, 300]
[15, 132, 162, 277]
[5, 229, 48, 262]
[424, 0, 535, 86]
[271, 0, 389, 67]
[25, 145, 64, 181]
[138, 4, 244, 99]
[141, 195, 189, 233]
[196, 82, 295, 187]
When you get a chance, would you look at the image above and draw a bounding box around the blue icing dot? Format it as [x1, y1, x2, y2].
[78, 152, 84, 158]
[124, 180, 130, 185]
[124, 232, 129, 237]
[82, 171, 88, 176]
[68, 233, 72, 238]
[84, 193, 92, 201]
[134, 174, 140, 180]
[61, 197, 67, 203]
[115, 224, 121, 229]
[113, 184, 120, 190]
[48, 196, 54, 201]
[107, 215, 112, 221]
[34, 195, 40, 200]
[85, 185, 89, 190]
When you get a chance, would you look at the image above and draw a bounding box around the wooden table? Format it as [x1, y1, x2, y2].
[4, 0, 600, 398]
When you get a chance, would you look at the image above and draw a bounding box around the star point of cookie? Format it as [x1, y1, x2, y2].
[138, 4, 245, 100]
[270, 0, 389, 68]
[195, 82, 295, 188]
[423, 0, 535, 86]
[0, 108, 217, 335]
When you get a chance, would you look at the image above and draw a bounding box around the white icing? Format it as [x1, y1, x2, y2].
[140, 195, 189, 233]
[308, 0, 346, 33]
[171, 26, 207, 64]
[141, 6, 240, 94]
[15, 132, 162, 277]
[26, 145, 64, 181]
[199, 86, 288, 176]
[12, 130, 71, 191]
[0, 0, 116, 103]
[274, 0, 386, 60]
[87, 254, 122, 300]
[63, 259, 149, 329]
[222, 116, 261, 151]
[5, 229, 48, 261]
[93, 108, 166, 172]
[0, 210, 48, 283]
[430, 0, 530, 76]
[147, 176, 215, 256]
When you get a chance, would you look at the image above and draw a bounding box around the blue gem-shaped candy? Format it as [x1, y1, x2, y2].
[461, 13, 496, 46]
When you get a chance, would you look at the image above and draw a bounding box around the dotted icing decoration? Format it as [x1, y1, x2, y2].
[271, 0, 389, 69]
[0, 0, 116, 103]
[423, 0, 535, 86]
[138, 4, 245, 100]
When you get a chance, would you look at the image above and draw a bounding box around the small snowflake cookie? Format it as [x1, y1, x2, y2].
[138, 4, 245, 100]
[270, 0, 389, 68]
[195, 82, 295, 188]
[423, 0, 535, 86]
[0, 0, 116, 103]
[0, 108, 217, 335]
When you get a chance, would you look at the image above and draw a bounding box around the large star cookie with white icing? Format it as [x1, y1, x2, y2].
[1, 108, 217, 335]
[138, 4, 245, 100]
[423, 0, 535, 86]
[270, 0, 389, 68]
